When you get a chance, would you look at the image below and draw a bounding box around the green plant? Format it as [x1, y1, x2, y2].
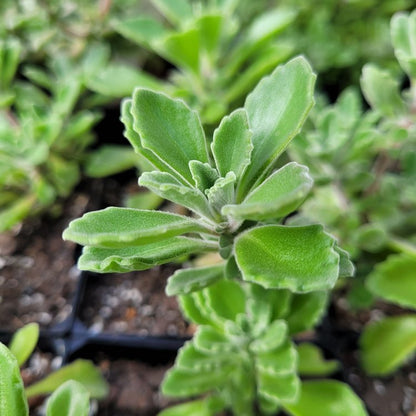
[92, 0, 296, 126]
[0, 323, 108, 416]
[63, 57, 366, 415]
[288, 9, 416, 376]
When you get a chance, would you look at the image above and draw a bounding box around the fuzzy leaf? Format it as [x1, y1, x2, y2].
[297, 343, 339, 376]
[360, 315, 416, 376]
[0, 343, 28, 416]
[223, 162, 312, 221]
[256, 341, 298, 375]
[139, 171, 213, 218]
[63, 207, 208, 248]
[366, 254, 416, 309]
[179, 294, 212, 326]
[78, 237, 211, 273]
[194, 326, 235, 354]
[234, 225, 339, 292]
[8, 323, 39, 367]
[257, 372, 299, 404]
[286, 292, 328, 334]
[131, 89, 209, 184]
[46, 381, 89, 416]
[334, 245, 355, 278]
[158, 399, 216, 416]
[360, 64, 405, 117]
[284, 381, 368, 416]
[250, 320, 288, 353]
[211, 109, 253, 179]
[205, 172, 236, 213]
[237, 57, 316, 199]
[166, 264, 224, 296]
[189, 160, 219, 192]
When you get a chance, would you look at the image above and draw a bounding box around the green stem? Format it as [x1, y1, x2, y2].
[387, 237, 416, 257]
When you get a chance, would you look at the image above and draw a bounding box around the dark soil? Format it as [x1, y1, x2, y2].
[79, 266, 194, 337]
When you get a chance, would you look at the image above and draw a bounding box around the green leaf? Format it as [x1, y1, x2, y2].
[160, 29, 200, 74]
[114, 16, 167, 48]
[360, 315, 416, 376]
[234, 225, 339, 292]
[63, 207, 209, 248]
[284, 381, 368, 416]
[0, 195, 35, 232]
[391, 10, 416, 79]
[162, 364, 232, 397]
[366, 254, 416, 309]
[166, 263, 225, 296]
[334, 245, 355, 278]
[179, 293, 212, 326]
[297, 343, 339, 376]
[151, 0, 193, 26]
[189, 160, 219, 193]
[131, 89, 209, 184]
[0, 38, 21, 88]
[194, 326, 235, 354]
[211, 109, 253, 179]
[85, 145, 138, 178]
[86, 64, 164, 98]
[257, 371, 299, 404]
[197, 14, 223, 56]
[0, 342, 28, 416]
[78, 237, 212, 273]
[125, 190, 163, 210]
[360, 64, 406, 117]
[256, 341, 298, 375]
[8, 323, 39, 367]
[237, 57, 316, 199]
[139, 171, 213, 219]
[25, 360, 108, 399]
[46, 381, 89, 416]
[158, 399, 216, 416]
[223, 162, 312, 221]
[250, 320, 287, 353]
[286, 292, 329, 334]
[205, 172, 236, 213]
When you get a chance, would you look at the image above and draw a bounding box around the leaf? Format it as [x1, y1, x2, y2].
[0, 195, 35, 232]
[85, 145, 138, 178]
[211, 109, 253, 179]
[257, 371, 300, 404]
[334, 245, 355, 278]
[113, 16, 167, 48]
[151, 0, 193, 26]
[25, 360, 108, 399]
[162, 365, 232, 397]
[139, 171, 213, 219]
[360, 64, 405, 117]
[46, 381, 89, 416]
[234, 225, 339, 292]
[223, 162, 312, 221]
[179, 293, 212, 326]
[391, 10, 416, 79]
[256, 341, 298, 375]
[197, 14, 223, 56]
[160, 29, 200, 74]
[366, 254, 416, 309]
[194, 326, 235, 354]
[63, 207, 208, 248]
[86, 64, 164, 97]
[286, 292, 329, 334]
[284, 381, 368, 416]
[189, 160, 219, 192]
[8, 323, 39, 367]
[158, 399, 215, 416]
[237, 57, 316, 200]
[360, 315, 416, 376]
[131, 89, 209, 185]
[205, 172, 236, 213]
[250, 320, 288, 353]
[297, 343, 339, 376]
[125, 190, 162, 211]
[166, 264, 225, 296]
[0, 342, 28, 416]
[78, 237, 212, 273]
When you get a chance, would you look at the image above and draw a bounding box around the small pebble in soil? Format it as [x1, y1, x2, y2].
[374, 380, 387, 395]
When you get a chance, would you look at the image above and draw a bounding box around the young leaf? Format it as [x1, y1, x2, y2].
[255, 341, 298, 375]
[197, 14, 223, 56]
[189, 160, 219, 193]
[237, 57, 316, 199]
[8, 323, 39, 367]
[211, 109, 253, 179]
[223, 162, 313, 221]
[205, 172, 236, 214]
[25, 359, 108, 399]
[283, 381, 368, 416]
[139, 171, 213, 219]
[166, 263, 225, 296]
[360, 315, 416, 376]
[78, 237, 213, 273]
[234, 225, 339, 292]
[131, 89, 209, 185]
[0, 342, 28, 416]
[63, 207, 209, 248]
[45, 380, 89, 416]
[297, 343, 339, 376]
[334, 245, 355, 278]
[250, 320, 288, 353]
[366, 254, 416, 309]
[194, 326, 235, 354]
[257, 371, 299, 404]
